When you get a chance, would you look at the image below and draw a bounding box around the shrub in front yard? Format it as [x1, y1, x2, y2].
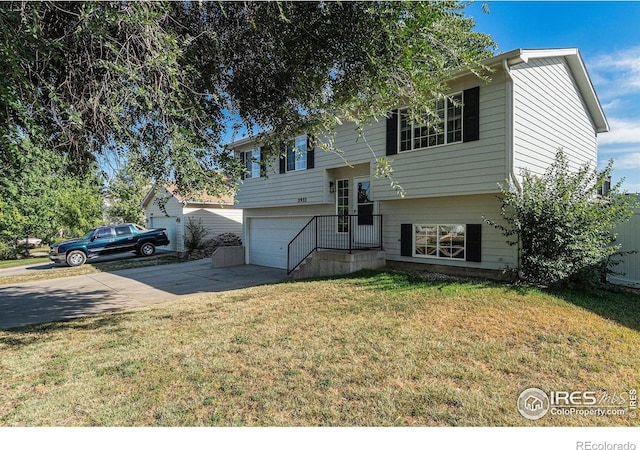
[184, 218, 209, 252]
[486, 149, 638, 288]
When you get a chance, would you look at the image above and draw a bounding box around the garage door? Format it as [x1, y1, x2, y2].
[150, 216, 178, 251]
[248, 217, 311, 269]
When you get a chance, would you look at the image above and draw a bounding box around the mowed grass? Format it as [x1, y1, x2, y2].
[0, 270, 638, 426]
[0, 257, 50, 269]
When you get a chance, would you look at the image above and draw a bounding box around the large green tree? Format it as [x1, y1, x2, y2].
[105, 160, 150, 224]
[1, 1, 494, 197]
[0, 135, 103, 255]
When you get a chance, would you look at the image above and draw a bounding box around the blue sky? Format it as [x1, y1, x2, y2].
[466, 1, 640, 192]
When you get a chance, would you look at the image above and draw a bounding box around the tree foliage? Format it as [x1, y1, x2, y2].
[486, 150, 638, 288]
[105, 161, 150, 224]
[0, 136, 103, 256]
[1, 1, 495, 197]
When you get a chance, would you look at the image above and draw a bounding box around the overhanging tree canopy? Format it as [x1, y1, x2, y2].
[1, 1, 495, 197]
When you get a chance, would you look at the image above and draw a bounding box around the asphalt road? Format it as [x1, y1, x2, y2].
[0, 260, 287, 330]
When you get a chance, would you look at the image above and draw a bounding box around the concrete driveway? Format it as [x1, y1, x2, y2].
[0, 260, 287, 330]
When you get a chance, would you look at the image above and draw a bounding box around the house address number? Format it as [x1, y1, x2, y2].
[297, 197, 307, 203]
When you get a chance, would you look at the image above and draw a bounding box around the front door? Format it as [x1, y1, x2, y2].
[352, 176, 375, 247]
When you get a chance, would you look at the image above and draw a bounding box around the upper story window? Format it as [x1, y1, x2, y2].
[242, 148, 262, 179]
[399, 93, 463, 152]
[287, 135, 308, 172]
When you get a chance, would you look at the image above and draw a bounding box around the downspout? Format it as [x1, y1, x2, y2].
[502, 58, 521, 191]
[502, 58, 522, 276]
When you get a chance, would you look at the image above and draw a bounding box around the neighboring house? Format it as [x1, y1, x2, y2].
[609, 194, 640, 288]
[231, 48, 609, 278]
[141, 185, 243, 254]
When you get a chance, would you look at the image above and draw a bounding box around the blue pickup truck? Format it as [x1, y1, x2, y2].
[49, 223, 171, 267]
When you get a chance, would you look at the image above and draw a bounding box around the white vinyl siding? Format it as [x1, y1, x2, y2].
[374, 75, 508, 200]
[236, 166, 326, 208]
[381, 194, 517, 271]
[511, 56, 597, 176]
[183, 207, 243, 238]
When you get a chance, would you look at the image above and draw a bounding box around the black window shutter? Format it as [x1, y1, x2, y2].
[306, 135, 315, 169]
[279, 143, 286, 174]
[463, 87, 480, 142]
[386, 109, 398, 155]
[240, 152, 246, 180]
[400, 223, 413, 257]
[466, 224, 482, 262]
[259, 146, 266, 177]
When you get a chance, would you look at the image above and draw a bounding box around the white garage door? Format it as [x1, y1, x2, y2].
[150, 216, 178, 251]
[248, 217, 311, 269]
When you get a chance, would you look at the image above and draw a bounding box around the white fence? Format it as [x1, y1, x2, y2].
[609, 194, 640, 288]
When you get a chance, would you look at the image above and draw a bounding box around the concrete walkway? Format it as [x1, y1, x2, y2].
[0, 260, 287, 330]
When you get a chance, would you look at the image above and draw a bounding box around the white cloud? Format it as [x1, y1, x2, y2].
[620, 181, 640, 194]
[598, 146, 640, 156]
[598, 118, 640, 145]
[589, 47, 640, 97]
[610, 152, 640, 169]
[601, 98, 621, 111]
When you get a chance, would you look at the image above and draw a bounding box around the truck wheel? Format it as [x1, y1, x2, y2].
[140, 242, 156, 257]
[66, 250, 87, 267]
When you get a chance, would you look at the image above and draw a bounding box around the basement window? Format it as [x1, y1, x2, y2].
[414, 224, 465, 259]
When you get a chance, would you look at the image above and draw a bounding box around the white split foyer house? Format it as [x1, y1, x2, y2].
[229, 48, 613, 279]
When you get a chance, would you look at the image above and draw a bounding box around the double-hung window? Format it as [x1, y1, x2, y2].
[399, 93, 463, 152]
[243, 148, 261, 179]
[286, 135, 308, 172]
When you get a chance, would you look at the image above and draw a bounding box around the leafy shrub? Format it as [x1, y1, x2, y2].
[0, 241, 16, 260]
[185, 218, 209, 252]
[485, 149, 638, 288]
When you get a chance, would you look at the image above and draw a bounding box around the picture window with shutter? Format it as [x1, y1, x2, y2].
[399, 93, 463, 152]
[286, 135, 308, 172]
[414, 224, 465, 259]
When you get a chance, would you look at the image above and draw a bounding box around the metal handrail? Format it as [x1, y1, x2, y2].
[287, 214, 382, 274]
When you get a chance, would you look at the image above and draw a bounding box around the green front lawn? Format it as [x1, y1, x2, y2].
[0, 256, 50, 269]
[0, 270, 638, 426]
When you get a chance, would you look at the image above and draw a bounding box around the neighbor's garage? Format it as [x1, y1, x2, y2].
[247, 217, 311, 269]
[149, 216, 178, 252]
[142, 184, 243, 254]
